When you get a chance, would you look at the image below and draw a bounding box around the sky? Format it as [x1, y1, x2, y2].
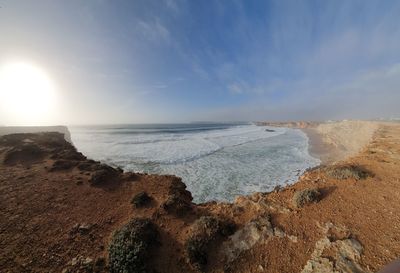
[0, 0, 400, 125]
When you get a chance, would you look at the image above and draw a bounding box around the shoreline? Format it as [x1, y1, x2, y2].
[299, 121, 380, 165]
[302, 128, 333, 164]
[1, 121, 399, 272]
[70, 124, 318, 203]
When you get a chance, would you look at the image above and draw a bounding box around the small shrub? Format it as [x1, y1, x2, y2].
[50, 159, 78, 171]
[131, 192, 151, 208]
[108, 218, 158, 273]
[292, 188, 321, 208]
[191, 216, 220, 238]
[326, 165, 372, 180]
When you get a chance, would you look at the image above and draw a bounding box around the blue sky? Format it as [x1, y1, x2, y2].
[1, 0, 400, 124]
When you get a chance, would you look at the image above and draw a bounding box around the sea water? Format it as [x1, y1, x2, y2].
[69, 123, 320, 202]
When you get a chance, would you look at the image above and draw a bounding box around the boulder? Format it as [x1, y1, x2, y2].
[185, 216, 235, 271]
[162, 177, 193, 215]
[89, 165, 119, 186]
[221, 215, 273, 263]
[131, 192, 151, 208]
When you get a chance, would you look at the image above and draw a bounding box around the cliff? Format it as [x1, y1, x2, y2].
[255, 121, 320, 129]
[1, 122, 400, 272]
[0, 125, 71, 142]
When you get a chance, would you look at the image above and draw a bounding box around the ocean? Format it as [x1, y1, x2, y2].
[69, 123, 320, 203]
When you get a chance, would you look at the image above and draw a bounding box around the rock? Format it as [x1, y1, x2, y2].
[66, 255, 95, 272]
[78, 224, 92, 234]
[301, 238, 366, 273]
[292, 188, 321, 208]
[162, 177, 193, 215]
[131, 191, 151, 208]
[89, 166, 119, 186]
[234, 195, 251, 207]
[3, 144, 45, 165]
[221, 215, 273, 263]
[50, 159, 79, 171]
[82, 257, 93, 266]
[301, 223, 368, 273]
[123, 172, 140, 181]
[70, 223, 92, 235]
[77, 162, 95, 171]
[273, 185, 283, 192]
[249, 192, 263, 202]
[185, 216, 235, 271]
[70, 257, 79, 266]
[51, 149, 86, 161]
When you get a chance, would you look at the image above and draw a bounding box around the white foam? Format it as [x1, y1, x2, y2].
[72, 125, 286, 164]
[70, 125, 320, 202]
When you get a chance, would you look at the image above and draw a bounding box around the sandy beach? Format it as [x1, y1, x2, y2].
[310, 121, 380, 163]
[0, 121, 400, 272]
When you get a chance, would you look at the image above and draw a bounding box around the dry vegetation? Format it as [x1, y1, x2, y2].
[1, 121, 400, 272]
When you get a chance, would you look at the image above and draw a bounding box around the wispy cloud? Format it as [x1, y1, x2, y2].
[164, 0, 181, 14]
[136, 19, 171, 43]
[3, 0, 399, 124]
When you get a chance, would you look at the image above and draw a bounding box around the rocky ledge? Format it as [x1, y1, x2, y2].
[1, 125, 400, 272]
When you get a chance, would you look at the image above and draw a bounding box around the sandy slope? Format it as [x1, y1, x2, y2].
[0, 121, 400, 273]
[312, 121, 380, 162]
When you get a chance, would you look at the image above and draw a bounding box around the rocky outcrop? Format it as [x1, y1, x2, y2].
[1, 132, 76, 166]
[301, 223, 369, 273]
[256, 121, 319, 128]
[131, 191, 151, 208]
[1, 122, 399, 273]
[162, 176, 193, 215]
[221, 214, 298, 263]
[185, 216, 235, 271]
[0, 126, 72, 142]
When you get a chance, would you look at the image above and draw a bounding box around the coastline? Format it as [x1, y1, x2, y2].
[70, 124, 316, 203]
[302, 128, 333, 164]
[300, 121, 380, 165]
[1, 121, 400, 272]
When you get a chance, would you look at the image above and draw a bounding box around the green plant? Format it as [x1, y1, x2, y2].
[108, 218, 158, 273]
[293, 188, 321, 208]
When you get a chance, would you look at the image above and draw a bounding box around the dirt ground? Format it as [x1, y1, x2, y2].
[0, 122, 400, 272]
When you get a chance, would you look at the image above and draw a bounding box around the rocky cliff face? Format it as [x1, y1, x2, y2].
[0, 125, 72, 142]
[255, 121, 320, 128]
[1, 125, 399, 272]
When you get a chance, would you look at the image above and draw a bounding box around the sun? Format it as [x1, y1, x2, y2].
[0, 62, 57, 125]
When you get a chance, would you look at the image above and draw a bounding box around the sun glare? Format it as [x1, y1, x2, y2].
[0, 62, 57, 125]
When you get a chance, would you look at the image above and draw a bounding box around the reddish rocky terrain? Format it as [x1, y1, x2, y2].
[1, 122, 400, 272]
